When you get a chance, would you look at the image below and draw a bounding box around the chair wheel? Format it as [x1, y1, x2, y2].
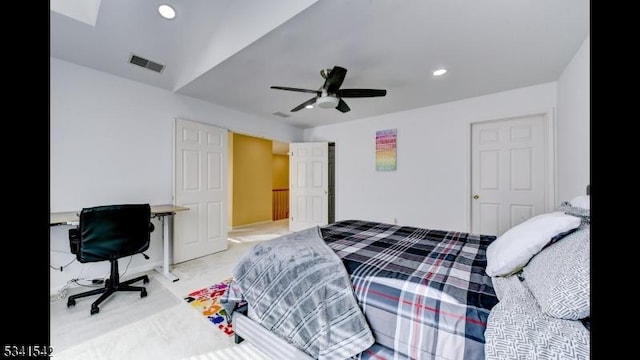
[91, 306, 99, 315]
[141, 289, 147, 298]
[143, 277, 150, 284]
[67, 299, 76, 307]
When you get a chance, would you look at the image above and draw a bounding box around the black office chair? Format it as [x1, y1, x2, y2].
[67, 204, 154, 315]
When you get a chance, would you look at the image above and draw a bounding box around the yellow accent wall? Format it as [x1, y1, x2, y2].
[232, 133, 273, 227]
[272, 154, 289, 189]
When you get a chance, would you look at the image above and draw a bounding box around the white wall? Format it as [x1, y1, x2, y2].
[304, 83, 557, 232]
[556, 35, 590, 201]
[50, 58, 303, 294]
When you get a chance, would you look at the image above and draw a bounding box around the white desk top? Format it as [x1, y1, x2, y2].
[50, 204, 189, 225]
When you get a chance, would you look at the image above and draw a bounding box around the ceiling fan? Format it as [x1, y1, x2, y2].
[270, 66, 387, 113]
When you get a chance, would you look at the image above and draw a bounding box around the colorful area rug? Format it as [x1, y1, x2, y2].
[184, 278, 243, 337]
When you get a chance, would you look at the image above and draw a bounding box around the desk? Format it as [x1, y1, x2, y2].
[50, 204, 189, 282]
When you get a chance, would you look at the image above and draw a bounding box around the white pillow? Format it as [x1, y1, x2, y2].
[485, 212, 581, 277]
[569, 195, 590, 210]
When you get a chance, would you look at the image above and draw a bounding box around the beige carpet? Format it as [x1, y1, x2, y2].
[52, 304, 270, 360]
[227, 219, 291, 243]
[50, 271, 181, 353]
[51, 226, 286, 359]
[180, 342, 271, 360]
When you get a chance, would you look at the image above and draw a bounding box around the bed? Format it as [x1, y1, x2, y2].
[221, 188, 590, 360]
[222, 220, 498, 359]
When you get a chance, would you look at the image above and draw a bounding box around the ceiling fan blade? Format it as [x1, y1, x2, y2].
[335, 99, 350, 113]
[271, 86, 318, 94]
[337, 89, 387, 98]
[291, 97, 318, 112]
[323, 66, 347, 94]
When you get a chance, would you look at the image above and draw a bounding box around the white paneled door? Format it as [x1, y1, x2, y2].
[289, 142, 329, 232]
[471, 114, 547, 236]
[174, 118, 228, 263]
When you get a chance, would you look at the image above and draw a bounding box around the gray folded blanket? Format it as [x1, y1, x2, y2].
[221, 226, 374, 360]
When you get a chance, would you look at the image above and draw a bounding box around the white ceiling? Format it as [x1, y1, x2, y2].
[50, 0, 589, 129]
[50, 0, 101, 26]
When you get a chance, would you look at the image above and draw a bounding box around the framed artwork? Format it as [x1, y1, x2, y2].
[376, 129, 397, 171]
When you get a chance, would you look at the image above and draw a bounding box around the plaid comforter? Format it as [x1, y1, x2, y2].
[321, 220, 498, 360]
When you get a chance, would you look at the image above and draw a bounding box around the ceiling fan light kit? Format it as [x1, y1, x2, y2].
[271, 66, 387, 113]
[316, 96, 339, 108]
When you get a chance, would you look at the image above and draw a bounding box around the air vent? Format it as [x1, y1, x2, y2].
[272, 112, 291, 118]
[129, 54, 165, 73]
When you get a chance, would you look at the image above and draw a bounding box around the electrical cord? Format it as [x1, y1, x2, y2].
[50, 257, 76, 271]
[120, 256, 133, 278]
[51, 278, 83, 303]
[51, 277, 105, 303]
[71, 278, 105, 287]
[50, 249, 73, 254]
[51, 281, 72, 303]
[51, 255, 137, 302]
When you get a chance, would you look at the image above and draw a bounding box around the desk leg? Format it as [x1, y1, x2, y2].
[154, 214, 179, 282]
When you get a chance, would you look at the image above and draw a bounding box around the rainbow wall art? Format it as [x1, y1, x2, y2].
[376, 129, 397, 171]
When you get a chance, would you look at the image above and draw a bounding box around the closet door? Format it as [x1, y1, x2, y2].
[471, 114, 548, 236]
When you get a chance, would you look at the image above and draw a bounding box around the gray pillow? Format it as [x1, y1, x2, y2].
[521, 226, 589, 320]
[485, 275, 590, 360]
[557, 201, 590, 225]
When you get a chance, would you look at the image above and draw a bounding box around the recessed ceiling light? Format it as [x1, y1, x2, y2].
[305, 105, 314, 109]
[158, 4, 176, 20]
[433, 68, 447, 76]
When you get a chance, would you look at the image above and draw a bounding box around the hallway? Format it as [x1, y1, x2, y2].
[227, 219, 290, 243]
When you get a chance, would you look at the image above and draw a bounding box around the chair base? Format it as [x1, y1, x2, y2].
[67, 259, 149, 315]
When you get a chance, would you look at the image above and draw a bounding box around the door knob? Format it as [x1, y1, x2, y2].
[473, 194, 479, 199]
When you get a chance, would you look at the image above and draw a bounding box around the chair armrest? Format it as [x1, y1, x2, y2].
[69, 228, 80, 254]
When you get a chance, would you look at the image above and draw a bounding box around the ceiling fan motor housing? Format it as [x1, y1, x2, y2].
[316, 96, 339, 108]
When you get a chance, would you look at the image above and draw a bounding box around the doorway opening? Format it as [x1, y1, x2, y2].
[227, 132, 290, 235]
